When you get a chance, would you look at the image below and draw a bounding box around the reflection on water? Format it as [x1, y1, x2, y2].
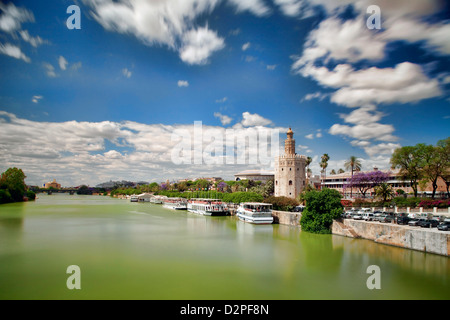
[0, 193, 448, 300]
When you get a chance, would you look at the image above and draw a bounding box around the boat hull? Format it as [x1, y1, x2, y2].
[163, 204, 187, 210]
[236, 213, 273, 224]
[187, 208, 227, 216]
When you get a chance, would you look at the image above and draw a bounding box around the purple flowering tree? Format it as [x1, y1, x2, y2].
[160, 183, 168, 191]
[217, 181, 228, 192]
[345, 171, 390, 198]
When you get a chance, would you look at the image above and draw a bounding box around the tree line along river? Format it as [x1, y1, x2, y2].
[0, 193, 448, 300]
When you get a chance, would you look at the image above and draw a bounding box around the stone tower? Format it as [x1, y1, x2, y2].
[274, 128, 306, 199]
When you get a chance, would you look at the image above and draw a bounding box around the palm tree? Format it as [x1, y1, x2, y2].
[320, 153, 330, 188]
[344, 156, 362, 198]
[375, 182, 395, 203]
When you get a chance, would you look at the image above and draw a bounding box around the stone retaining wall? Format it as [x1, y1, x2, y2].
[332, 219, 450, 256]
[271, 210, 302, 227]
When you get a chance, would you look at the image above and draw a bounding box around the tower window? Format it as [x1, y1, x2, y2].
[289, 180, 292, 186]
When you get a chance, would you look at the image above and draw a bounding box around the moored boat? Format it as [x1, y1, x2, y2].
[130, 195, 139, 202]
[162, 197, 187, 210]
[187, 198, 228, 216]
[236, 202, 273, 224]
[150, 195, 167, 204]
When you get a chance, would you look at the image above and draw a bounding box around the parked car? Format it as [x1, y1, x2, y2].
[292, 205, 305, 213]
[408, 218, 426, 227]
[378, 214, 393, 223]
[419, 219, 439, 228]
[437, 220, 450, 231]
[353, 213, 363, 220]
[362, 212, 375, 221]
[373, 210, 383, 220]
[396, 215, 410, 225]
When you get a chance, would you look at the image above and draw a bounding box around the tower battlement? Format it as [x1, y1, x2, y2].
[274, 128, 307, 199]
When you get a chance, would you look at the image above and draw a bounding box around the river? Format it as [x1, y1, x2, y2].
[0, 194, 448, 299]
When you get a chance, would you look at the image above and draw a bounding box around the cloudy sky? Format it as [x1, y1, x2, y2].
[0, 0, 449, 187]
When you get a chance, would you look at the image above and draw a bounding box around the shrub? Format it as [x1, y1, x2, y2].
[300, 188, 343, 234]
[340, 199, 353, 207]
[0, 189, 13, 204]
[26, 190, 36, 201]
[222, 192, 263, 204]
[418, 199, 450, 209]
[263, 196, 299, 211]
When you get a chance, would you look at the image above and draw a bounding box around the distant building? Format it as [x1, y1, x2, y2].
[234, 170, 274, 183]
[43, 179, 61, 189]
[274, 128, 307, 199]
[323, 168, 448, 198]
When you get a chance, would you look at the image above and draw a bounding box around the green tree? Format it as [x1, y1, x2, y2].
[0, 167, 27, 202]
[390, 144, 428, 198]
[320, 154, 330, 187]
[437, 138, 450, 197]
[344, 156, 362, 198]
[300, 188, 343, 234]
[263, 196, 299, 211]
[222, 192, 263, 204]
[375, 182, 394, 203]
[76, 185, 92, 195]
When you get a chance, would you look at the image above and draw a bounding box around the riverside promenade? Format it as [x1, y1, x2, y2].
[268, 210, 450, 257]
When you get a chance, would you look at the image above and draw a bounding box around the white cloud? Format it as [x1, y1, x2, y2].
[122, 68, 132, 78]
[177, 80, 189, 87]
[240, 112, 272, 127]
[227, 0, 271, 16]
[301, 91, 327, 102]
[297, 62, 442, 108]
[266, 64, 277, 70]
[362, 142, 402, 158]
[179, 26, 225, 65]
[59, 56, 68, 70]
[339, 105, 383, 125]
[85, 0, 229, 65]
[214, 112, 233, 125]
[273, 0, 304, 17]
[329, 122, 397, 142]
[0, 42, 30, 62]
[0, 111, 281, 186]
[32, 95, 43, 104]
[19, 30, 47, 47]
[43, 63, 57, 77]
[242, 42, 251, 51]
[215, 97, 227, 103]
[0, 2, 34, 33]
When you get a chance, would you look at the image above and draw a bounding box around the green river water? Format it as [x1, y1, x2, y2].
[0, 194, 448, 300]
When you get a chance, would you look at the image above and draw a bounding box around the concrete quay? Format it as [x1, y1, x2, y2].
[332, 219, 450, 257]
[267, 210, 449, 256]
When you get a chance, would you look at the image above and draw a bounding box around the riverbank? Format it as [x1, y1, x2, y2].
[268, 210, 450, 256]
[332, 219, 450, 256]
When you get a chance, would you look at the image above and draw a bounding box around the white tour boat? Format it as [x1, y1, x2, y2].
[162, 197, 187, 210]
[150, 195, 167, 204]
[187, 198, 228, 216]
[236, 202, 273, 224]
[130, 195, 139, 202]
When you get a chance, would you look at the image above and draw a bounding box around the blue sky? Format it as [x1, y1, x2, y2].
[0, 0, 449, 186]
